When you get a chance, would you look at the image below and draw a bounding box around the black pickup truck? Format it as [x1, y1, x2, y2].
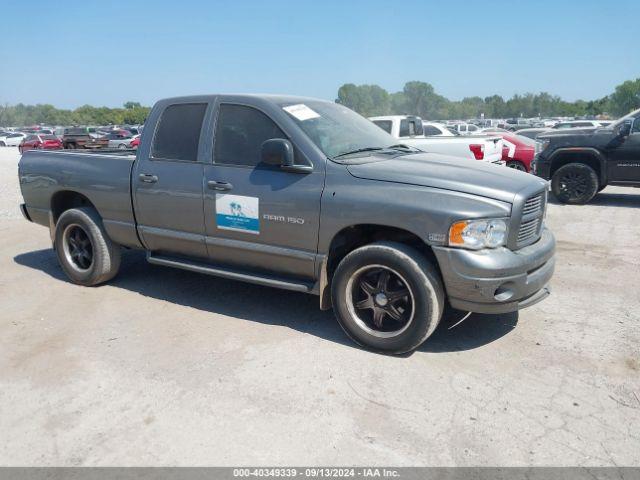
[62, 127, 108, 150]
[534, 108, 640, 204]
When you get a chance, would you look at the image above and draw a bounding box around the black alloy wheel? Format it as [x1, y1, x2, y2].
[348, 265, 414, 337]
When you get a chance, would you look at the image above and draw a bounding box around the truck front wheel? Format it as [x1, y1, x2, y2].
[551, 162, 599, 204]
[54, 207, 121, 286]
[331, 241, 444, 354]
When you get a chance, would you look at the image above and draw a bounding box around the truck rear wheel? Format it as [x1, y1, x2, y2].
[54, 207, 121, 286]
[331, 241, 444, 354]
[551, 162, 599, 204]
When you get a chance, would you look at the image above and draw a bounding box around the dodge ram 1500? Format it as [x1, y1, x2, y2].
[19, 94, 555, 354]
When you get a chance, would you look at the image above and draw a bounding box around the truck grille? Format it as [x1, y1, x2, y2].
[518, 217, 541, 244]
[522, 194, 543, 216]
[516, 192, 546, 247]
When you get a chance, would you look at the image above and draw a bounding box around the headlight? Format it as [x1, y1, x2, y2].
[538, 139, 550, 152]
[449, 218, 508, 250]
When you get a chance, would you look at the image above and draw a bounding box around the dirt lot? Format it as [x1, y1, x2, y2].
[1, 147, 639, 466]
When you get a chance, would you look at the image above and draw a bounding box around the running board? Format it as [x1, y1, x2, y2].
[146, 253, 314, 293]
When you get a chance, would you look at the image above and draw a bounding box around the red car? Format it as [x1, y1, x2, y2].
[497, 132, 536, 172]
[129, 136, 140, 149]
[19, 134, 63, 154]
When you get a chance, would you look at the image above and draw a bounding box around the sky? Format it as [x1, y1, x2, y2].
[1, 0, 638, 109]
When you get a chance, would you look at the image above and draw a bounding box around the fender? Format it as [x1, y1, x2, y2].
[548, 147, 608, 185]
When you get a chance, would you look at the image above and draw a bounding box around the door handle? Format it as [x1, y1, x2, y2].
[139, 173, 158, 184]
[207, 180, 233, 191]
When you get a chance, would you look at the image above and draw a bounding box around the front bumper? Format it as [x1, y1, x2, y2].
[432, 227, 555, 314]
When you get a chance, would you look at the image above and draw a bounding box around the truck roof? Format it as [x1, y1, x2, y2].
[156, 94, 333, 106]
[369, 115, 422, 121]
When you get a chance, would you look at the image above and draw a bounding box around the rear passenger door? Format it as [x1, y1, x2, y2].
[132, 102, 210, 258]
[203, 102, 323, 280]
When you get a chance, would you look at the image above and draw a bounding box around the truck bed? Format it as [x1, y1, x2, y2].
[402, 134, 504, 163]
[19, 149, 141, 249]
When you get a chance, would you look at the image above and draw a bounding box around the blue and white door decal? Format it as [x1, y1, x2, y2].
[215, 194, 259, 234]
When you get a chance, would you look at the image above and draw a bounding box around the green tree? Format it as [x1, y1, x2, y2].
[123, 101, 142, 110]
[336, 84, 391, 116]
[609, 78, 640, 116]
[401, 81, 446, 119]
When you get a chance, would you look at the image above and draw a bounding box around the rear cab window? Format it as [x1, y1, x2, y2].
[399, 119, 423, 137]
[151, 103, 207, 161]
[372, 120, 392, 134]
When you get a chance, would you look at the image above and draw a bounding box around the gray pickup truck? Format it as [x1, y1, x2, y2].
[19, 94, 555, 354]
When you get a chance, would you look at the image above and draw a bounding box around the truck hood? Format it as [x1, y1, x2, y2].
[538, 129, 616, 149]
[346, 152, 547, 204]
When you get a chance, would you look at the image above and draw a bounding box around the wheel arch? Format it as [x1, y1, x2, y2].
[549, 148, 607, 185]
[318, 224, 440, 310]
[50, 190, 99, 225]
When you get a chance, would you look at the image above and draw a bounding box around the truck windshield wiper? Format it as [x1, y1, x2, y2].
[333, 147, 384, 159]
[387, 144, 419, 152]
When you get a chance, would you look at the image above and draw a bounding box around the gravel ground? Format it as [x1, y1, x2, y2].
[0, 147, 639, 466]
[0, 147, 23, 219]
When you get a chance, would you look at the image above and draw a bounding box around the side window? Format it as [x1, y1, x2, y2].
[214, 104, 286, 167]
[373, 120, 392, 134]
[632, 119, 640, 134]
[424, 125, 442, 136]
[151, 103, 207, 161]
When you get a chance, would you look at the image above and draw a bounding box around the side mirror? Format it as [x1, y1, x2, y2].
[618, 119, 632, 137]
[261, 138, 294, 166]
[261, 138, 313, 173]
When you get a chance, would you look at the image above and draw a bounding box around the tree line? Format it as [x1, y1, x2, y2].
[0, 102, 150, 127]
[336, 78, 640, 120]
[1, 77, 638, 127]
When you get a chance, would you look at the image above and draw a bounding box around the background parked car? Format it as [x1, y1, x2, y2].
[101, 131, 134, 149]
[18, 134, 63, 153]
[552, 120, 602, 129]
[515, 127, 552, 139]
[422, 122, 455, 136]
[129, 135, 140, 149]
[62, 127, 109, 149]
[0, 132, 27, 147]
[495, 132, 536, 172]
[446, 123, 481, 135]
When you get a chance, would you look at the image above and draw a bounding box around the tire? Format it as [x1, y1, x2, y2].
[66, 143, 76, 150]
[551, 162, 599, 204]
[0, 141, 5, 147]
[118, 143, 127, 149]
[54, 207, 121, 286]
[507, 160, 527, 172]
[331, 241, 444, 354]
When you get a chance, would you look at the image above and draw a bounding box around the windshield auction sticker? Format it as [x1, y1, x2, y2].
[216, 194, 259, 234]
[283, 104, 320, 121]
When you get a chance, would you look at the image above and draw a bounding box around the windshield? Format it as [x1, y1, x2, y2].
[279, 101, 397, 159]
[609, 108, 640, 129]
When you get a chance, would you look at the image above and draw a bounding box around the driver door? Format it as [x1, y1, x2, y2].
[203, 102, 324, 279]
[609, 118, 640, 183]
